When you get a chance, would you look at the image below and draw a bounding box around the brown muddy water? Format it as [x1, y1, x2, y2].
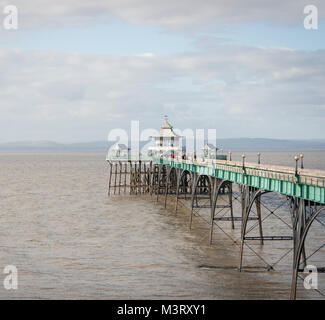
[0, 151, 324, 299]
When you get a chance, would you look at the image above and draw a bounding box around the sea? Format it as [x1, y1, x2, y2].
[0, 151, 324, 299]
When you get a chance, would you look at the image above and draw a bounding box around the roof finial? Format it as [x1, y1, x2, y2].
[161, 115, 172, 129]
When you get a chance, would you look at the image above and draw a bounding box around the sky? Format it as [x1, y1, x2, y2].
[0, 0, 324, 142]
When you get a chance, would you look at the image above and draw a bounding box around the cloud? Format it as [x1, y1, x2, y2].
[2, 0, 324, 30]
[0, 45, 324, 141]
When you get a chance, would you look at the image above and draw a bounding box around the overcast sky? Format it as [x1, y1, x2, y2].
[0, 0, 324, 142]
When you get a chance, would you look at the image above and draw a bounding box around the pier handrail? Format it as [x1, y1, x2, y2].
[106, 154, 325, 188]
[153, 156, 325, 188]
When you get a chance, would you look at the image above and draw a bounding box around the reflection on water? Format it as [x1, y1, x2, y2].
[0, 152, 324, 299]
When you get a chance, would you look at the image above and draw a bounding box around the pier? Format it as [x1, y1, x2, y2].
[106, 120, 325, 300]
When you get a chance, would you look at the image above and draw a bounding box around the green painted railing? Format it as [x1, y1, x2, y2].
[106, 154, 325, 204]
[152, 157, 325, 205]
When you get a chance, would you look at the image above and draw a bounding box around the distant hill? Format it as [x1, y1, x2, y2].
[0, 140, 112, 151]
[0, 138, 325, 151]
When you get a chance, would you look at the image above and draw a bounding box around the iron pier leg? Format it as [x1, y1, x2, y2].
[118, 162, 122, 195]
[239, 186, 250, 271]
[124, 162, 127, 194]
[164, 174, 169, 208]
[156, 165, 161, 202]
[209, 178, 218, 244]
[108, 162, 112, 196]
[229, 183, 235, 230]
[189, 173, 198, 230]
[113, 163, 117, 195]
[255, 195, 264, 245]
[174, 171, 181, 214]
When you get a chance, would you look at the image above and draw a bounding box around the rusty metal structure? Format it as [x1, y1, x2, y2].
[107, 155, 325, 299]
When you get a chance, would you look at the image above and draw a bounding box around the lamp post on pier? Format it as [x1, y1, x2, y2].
[242, 154, 246, 167]
[295, 155, 299, 176]
[257, 152, 261, 165]
[300, 154, 304, 169]
[229, 151, 232, 161]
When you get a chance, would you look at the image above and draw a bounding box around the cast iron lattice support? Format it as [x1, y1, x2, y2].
[107, 159, 325, 299]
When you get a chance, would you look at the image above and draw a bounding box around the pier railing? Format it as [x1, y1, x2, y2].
[106, 154, 325, 203]
[152, 156, 325, 204]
